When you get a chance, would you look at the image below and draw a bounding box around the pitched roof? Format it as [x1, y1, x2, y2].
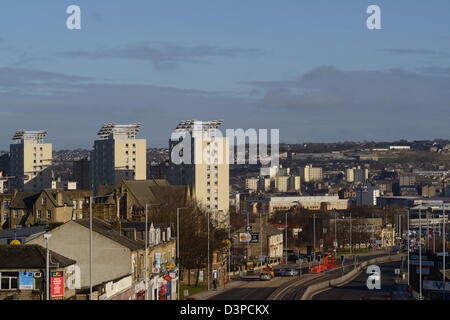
[0, 244, 76, 269]
[74, 218, 144, 251]
[0, 226, 48, 239]
[9, 192, 40, 209]
[122, 179, 170, 207]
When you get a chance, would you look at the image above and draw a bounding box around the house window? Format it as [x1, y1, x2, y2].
[0, 272, 19, 290]
[47, 210, 52, 219]
[3, 201, 8, 210]
[13, 210, 18, 218]
[37, 210, 42, 219]
[73, 201, 77, 209]
[42, 198, 47, 205]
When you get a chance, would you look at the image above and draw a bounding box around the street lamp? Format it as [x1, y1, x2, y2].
[419, 208, 423, 300]
[44, 234, 52, 300]
[176, 206, 194, 300]
[443, 204, 446, 300]
[145, 202, 168, 301]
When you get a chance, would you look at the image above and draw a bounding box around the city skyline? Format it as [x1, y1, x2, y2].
[0, 1, 449, 149]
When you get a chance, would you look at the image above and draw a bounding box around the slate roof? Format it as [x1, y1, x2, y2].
[0, 226, 48, 239]
[0, 244, 76, 269]
[75, 218, 144, 251]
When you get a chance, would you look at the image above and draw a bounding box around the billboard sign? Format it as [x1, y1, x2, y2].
[19, 272, 34, 290]
[250, 233, 259, 243]
[153, 251, 161, 273]
[51, 271, 64, 299]
[7, 238, 23, 245]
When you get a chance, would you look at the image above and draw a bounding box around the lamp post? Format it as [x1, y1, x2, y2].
[313, 213, 316, 261]
[349, 211, 352, 255]
[443, 204, 446, 300]
[335, 211, 337, 253]
[407, 209, 410, 287]
[44, 234, 52, 300]
[285, 211, 288, 264]
[176, 206, 193, 300]
[144, 203, 168, 300]
[419, 208, 423, 300]
[208, 209, 210, 291]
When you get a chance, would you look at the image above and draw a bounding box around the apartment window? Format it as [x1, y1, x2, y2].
[13, 210, 18, 218]
[79, 201, 83, 210]
[3, 213, 7, 222]
[73, 201, 77, 209]
[0, 272, 18, 290]
[47, 210, 52, 219]
[126, 151, 129, 155]
[3, 201, 8, 210]
[125, 144, 129, 148]
[132, 144, 136, 148]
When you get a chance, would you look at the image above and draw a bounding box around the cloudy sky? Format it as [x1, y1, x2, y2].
[0, 0, 449, 149]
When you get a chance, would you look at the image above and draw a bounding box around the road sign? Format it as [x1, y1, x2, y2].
[250, 233, 259, 243]
[246, 225, 252, 232]
[239, 233, 251, 242]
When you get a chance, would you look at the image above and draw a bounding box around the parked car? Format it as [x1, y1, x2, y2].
[284, 268, 299, 276]
[273, 268, 285, 277]
[259, 272, 272, 281]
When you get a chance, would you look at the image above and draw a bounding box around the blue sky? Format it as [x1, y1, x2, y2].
[0, 0, 449, 149]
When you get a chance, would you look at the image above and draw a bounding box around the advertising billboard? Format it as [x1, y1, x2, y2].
[19, 272, 34, 290]
[51, 271, 64, 299]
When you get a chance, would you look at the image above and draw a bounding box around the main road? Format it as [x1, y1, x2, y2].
[313, 260, 410, 300]
[209, 250, 392, 300]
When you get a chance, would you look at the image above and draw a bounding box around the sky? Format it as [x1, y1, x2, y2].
[0, 0, 449, 149]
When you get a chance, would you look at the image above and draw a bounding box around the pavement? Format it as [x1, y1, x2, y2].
[189, 280, 247, 300]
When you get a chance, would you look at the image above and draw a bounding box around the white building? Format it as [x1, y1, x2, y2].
[92, 123, 146, 193]
[299, 165, 322, 182]
[169, 120, 229, 226]
[245, 177, 259, 193]
[9, 130, 52, 191]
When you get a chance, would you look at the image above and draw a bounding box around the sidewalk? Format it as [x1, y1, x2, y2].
[189, 280, 246, 300]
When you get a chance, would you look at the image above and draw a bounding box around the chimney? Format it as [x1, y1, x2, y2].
[56, 191, 63, 206]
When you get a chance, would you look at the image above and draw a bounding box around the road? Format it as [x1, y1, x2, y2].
[209, 251, 392, 300]
[313, 261, 409, 300]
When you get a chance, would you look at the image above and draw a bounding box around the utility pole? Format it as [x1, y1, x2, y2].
[313, 213, 316, 261]
[443, 204, 446, 300]
[145, 204, 148, 300]
[285, 211, 288, 264]
[419, 208, 423, 300]
[208, 210, 210, 291]
[44, 234, 52, 300]
[407, 209, 410, 286]
[350, 212, 352, 255]
[335, 211, 337, 252]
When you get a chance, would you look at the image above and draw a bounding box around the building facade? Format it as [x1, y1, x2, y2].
[92, 123, 146, 193]
[9, 130, 52, 192]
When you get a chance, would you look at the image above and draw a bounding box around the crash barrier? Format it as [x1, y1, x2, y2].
[301, 254, 405, 300]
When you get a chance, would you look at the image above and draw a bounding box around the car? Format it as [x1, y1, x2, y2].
[262, 266, 274, 278]
[284, 268, 299, 276]
[259, 272, 272, 281]
[273, 267, 285, 276]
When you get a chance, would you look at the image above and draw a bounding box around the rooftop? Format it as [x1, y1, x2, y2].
[0, 244, 76, 269]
